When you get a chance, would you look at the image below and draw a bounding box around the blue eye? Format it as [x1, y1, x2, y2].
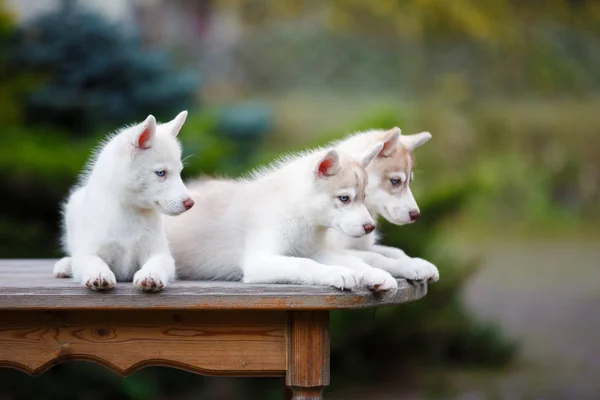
[155, 170, 166, 177]
[390, 178, 401, 185]
[338, 195, 350, 204]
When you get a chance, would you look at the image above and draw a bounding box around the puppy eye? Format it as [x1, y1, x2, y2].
[155, 170, 166, 177]
[390, 178, 401, 186]
[338, 195, 350, 204]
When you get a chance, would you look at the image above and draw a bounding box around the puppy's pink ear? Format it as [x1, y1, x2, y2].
[379, 127, 401, 157]
[136, 115, 157, 149]
[317, 150, 341, 177]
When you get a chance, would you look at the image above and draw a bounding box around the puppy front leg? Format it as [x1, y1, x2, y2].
[134, 253, 176, 292]
[72, 254, 116, 291]
[355, 247, 439, 282]
[315, 251, 397, 292]
[370, 244, 411, 261]
[242, 253, 362, 290]
[53, 257, 73, 278]
[343, 249, 398, 269]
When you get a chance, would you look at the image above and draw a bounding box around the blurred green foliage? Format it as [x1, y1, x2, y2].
[0, 125, 91, 257]
[406, 99, 600, 231]
[0, 0, 40, 125]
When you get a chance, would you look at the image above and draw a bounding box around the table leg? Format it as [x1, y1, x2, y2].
[286, 311, 330, 400]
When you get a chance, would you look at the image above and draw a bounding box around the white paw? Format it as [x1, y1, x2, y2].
[411, 258, 439, 282]
[83, 269, 116, 291]
[389, 258, 439, 282]
[321, 266, 362, 291]
[133, 269, 167, 292]
[53, 257, 72, 278]
[361, 268, 398, 292]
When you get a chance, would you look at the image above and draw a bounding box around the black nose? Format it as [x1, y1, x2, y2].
[363, 223, 376, 234]
[409, 209, 420, 221]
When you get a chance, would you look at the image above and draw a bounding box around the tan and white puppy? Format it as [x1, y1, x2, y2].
[327, 128, 440, 282]
[164, 143, 395, 290]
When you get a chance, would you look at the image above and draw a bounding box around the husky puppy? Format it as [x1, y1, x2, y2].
[327, 128, 440, 282]
[164, 143, 395, 290]
[53, 112, 194, 292]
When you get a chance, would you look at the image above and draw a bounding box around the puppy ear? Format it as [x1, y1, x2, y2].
[163, 110, 188, 137]
[379, 127, 401, 157]
[360, 142, 384, 169]
[135, 115, 157, 149]
[317, 149, 341, 177]
[401, 131, 432, 150]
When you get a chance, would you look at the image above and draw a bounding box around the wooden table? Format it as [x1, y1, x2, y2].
[0, 260, 427, 399]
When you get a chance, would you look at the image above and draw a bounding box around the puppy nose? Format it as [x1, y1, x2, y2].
[409, 209, 420, 221]
[363, 223, 376, 234]
[183, 198, 195, 210]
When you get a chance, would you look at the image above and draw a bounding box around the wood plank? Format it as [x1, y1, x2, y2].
[0, 260, 427, 310]
[286, 311, 330, 400]
[0, 310, 286, 377]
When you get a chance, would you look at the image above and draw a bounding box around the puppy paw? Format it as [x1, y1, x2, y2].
[83, 269, 116, 291]
[388, 258, 439, 282]
[322, 266, 362, 291]
[409, 257, 439, 282]
[133, 269, 166, 292]
[362, 268, 398, 292]
[53, 257, 72, 278]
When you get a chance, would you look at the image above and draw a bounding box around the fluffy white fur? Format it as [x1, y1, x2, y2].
[164, 143, 397, 290]
[53, 111, 194, 292]
[326, 128, 440, 282]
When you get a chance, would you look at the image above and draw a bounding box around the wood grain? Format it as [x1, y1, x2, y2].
[286, 311, 330, 400]
[0, 310, 286, 376]
[0, 260, 427, 310]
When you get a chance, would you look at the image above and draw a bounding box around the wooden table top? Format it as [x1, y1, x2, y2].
[0, 259, 427, 310]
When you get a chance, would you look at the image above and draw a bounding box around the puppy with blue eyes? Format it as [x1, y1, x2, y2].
[164, 143, 387, 290]
[326, 128, 440, 282]
[53, 111, 194, 292]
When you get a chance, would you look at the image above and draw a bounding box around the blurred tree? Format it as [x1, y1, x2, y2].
[6, 0, 198, 135]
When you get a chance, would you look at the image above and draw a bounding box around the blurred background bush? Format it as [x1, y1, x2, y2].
[0, 0, 598, 399]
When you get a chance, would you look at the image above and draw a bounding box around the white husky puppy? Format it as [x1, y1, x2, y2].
[53, 111, 194, 292]
[164, 143, 396, 290]
[327, 128, 440, 282]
